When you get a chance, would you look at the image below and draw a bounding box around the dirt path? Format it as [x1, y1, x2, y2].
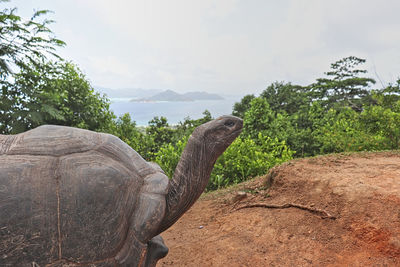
[159, 152, 400, 266]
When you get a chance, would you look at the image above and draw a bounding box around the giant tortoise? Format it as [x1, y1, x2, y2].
[0, 115, 243, 266]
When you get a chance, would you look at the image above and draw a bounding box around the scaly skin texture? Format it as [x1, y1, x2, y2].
[159, 115, 243, 233]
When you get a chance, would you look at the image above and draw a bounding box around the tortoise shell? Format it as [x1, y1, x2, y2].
[0, 125, 169, 266]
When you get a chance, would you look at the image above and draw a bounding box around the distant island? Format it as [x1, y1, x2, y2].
[131, 90, 224, 102]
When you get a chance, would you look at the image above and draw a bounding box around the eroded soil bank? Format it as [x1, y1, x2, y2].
[159, 152, 400, 266]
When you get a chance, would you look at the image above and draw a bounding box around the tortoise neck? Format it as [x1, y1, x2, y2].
[158, 135, 216, 233]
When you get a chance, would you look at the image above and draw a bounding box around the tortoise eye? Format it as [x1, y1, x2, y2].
[224, 120, 235, 127]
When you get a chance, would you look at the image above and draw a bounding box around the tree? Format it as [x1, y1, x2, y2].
[0, 60, 114, 134]
[0, 3, 114, 134]
[0, 2, 64, 78]
[360, 103, 400, 149]
[310, 56, 376, 111]
[260, 81, 309, 115]
[106, 113, 153, 156]
[145, 116, 174, 158]
[232, 94, 255, 118]
[371, 79, 400, 109]
[242, 98, 274, 140]
[174, 110, 213, 139]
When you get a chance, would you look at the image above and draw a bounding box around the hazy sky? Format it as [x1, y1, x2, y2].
[10, 0, 400, 95]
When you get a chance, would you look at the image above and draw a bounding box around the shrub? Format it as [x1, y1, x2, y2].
[209, 133, 294, 190]
[155, 136, 188, 178]
[155, 133, 294, 191]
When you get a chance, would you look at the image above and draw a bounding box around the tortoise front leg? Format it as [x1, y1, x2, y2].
[115, 191, 166, 266]
[144, 235, 169, 267]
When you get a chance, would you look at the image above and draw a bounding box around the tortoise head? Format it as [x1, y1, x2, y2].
[191, 115, 243, 161]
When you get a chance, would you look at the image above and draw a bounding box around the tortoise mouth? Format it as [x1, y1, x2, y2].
[229, 127, 243, 139]
[218, 127, 242, 146]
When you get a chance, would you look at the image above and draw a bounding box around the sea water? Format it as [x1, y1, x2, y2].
[109, 96, 240, 126]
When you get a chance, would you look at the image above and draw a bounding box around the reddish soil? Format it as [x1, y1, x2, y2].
[159, 152, 400, 267]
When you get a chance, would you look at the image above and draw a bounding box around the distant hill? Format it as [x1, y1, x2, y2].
[131, 90, 224, 102]
[94, 87, 224, 102]
[146, 90, 193, 101]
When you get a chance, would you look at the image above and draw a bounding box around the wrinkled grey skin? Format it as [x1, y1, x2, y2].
[0, 115, 243, 266]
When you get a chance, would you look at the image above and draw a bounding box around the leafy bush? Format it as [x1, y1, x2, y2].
[155, 136, 188, 178]
[209, 134, 294, 190]
[312, 108, 391, 153]
[155, 133, 294, 191]
[106, 113, 157, 160]
[360, 103, 400, 149]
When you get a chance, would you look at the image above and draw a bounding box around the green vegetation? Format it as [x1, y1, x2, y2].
[1, 3, 399, 191]
[232, 56, 400, 158]
[0, 3, 113, 133]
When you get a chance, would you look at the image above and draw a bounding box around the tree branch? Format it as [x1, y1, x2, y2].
[234, 202, 336, 220]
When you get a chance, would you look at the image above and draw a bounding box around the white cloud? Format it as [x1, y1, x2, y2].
[11, 0, 400, 94]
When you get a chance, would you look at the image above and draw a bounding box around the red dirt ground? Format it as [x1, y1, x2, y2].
[159, 152, 400, 267]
